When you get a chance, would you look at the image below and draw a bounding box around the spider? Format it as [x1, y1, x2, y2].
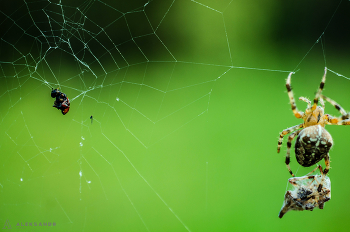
[279, 165, 331, 218]
[277, 67, 350, 177]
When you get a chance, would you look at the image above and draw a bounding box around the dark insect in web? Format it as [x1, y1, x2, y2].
[51, 88, 70, 115]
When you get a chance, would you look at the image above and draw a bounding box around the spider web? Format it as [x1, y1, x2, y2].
[1, 0, 350, 231]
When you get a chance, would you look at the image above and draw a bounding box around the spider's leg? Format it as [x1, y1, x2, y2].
[312, 67, 327, 110]
[328, 114, 350, 126]
[321, 94, 347, 116]
[286, 130, 302, 177]
[306, 154, 331, 194]
[338, 119, 350, 125]
[327, 115, 350, 125]
[286, 72, 305, 118]
[288, 165, 321, 186]
[319, 97, 325, 109]
[305, 165, 323, 176]
[321, 94, 350, 125]
[309, 159, 330, 194]
[327, 114, 350, 125]
[288, 175, 316, 186]
[323, 153, 330, 175]
[299, 97, 311, 108]
[277, 123, 303, 153]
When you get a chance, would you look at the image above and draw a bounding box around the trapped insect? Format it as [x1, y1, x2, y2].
[51, 88, 70, 115]
[277, 67, 350, 176]
[279, 165, 331, 218]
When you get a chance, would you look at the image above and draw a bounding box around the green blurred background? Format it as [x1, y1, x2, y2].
[1, 0, 350, 231]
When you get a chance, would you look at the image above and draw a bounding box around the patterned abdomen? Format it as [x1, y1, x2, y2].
[295, 125, 333, 167]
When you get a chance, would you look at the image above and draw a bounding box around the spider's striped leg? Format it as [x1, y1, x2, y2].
[312, 67, 327, 110]
[316, 154, 331, 193]
[338, 119, 350, 125]
[285, 130, 302, 177]
[277, 123, 303, 153]
[321, 94, 347, 116]
[321, 94, 350, 125]
[286, 72, 305, 119]
[323, 153, 330, 175]
[326, 114, 350, 125]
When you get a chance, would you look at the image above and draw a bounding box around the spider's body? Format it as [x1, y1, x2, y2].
[295, 125, 333, 167]
[277, 67, 350, 177]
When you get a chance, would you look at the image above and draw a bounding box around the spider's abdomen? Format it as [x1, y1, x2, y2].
[295, 125, 333, 167]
